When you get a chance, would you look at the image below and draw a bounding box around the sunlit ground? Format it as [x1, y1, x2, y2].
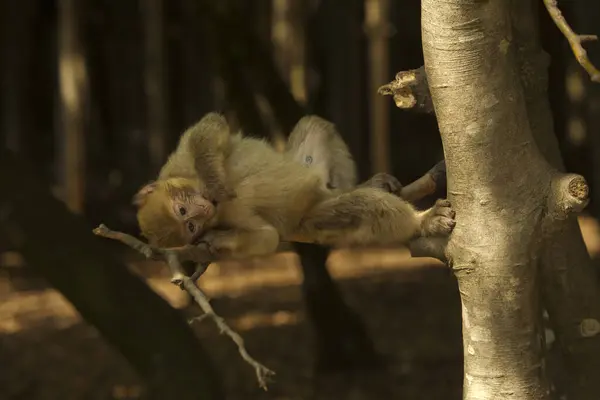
[1, 215, 599, 399]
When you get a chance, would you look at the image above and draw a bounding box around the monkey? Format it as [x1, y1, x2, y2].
[134, 112, 455, 261]
[135, 112, 328, 252]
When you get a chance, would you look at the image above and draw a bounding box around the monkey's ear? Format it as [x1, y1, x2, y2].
[133, 182, 157, 208]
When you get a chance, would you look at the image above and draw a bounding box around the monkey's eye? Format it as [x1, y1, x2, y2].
[178, 206, 187, 216]
[305, 155, 313, 165]
[187, 221, 196, 233]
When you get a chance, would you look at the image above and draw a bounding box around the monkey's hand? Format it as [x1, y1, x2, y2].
[197, 229, 238, 258]
[359, 172, 404, 196]
[419, 199, 456, 237]
[205, 181, 237, 204]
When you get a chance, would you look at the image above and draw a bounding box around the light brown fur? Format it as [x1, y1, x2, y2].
[134, 113, 455, 260]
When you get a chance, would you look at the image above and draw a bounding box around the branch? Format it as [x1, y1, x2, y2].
[378, 66, 434, 113]
[92, 225, 275, 390]
[543, 0, 600, 83]
[547, 173, 590, 220]
[163, 253, 275, 390]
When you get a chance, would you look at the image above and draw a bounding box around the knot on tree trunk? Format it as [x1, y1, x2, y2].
[548, 173, 589, 220]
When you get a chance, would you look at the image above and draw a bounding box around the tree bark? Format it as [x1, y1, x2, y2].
[0, 149, 224, 400]
[512, 1, 600, 398]
[420, 0, 593, 397]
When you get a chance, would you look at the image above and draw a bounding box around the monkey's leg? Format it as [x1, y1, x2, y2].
[300, 188, 455, 247]
[300, 188, 422, 247]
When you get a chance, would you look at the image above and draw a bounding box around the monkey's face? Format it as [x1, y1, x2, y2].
[169, 188, 216, 243]
[134, 179, 218, 247]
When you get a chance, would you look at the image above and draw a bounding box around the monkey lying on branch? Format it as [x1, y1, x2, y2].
[93, 112, 452, 388]
[128, 113, 454, 260]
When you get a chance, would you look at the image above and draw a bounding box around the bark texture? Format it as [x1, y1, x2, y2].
[512, 2, 600, 398]
[421, 0, 591, 398]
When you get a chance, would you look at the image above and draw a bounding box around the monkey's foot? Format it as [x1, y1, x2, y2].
[420, 199, 456, 236]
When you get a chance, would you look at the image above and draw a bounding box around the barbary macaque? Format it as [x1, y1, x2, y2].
[134, 112, 455, 260]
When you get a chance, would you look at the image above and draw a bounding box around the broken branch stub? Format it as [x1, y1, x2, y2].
[378, 66, 434, 113]
[547, 173, 590, 220]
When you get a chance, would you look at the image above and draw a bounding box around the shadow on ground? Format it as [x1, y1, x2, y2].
[1, 258, 462, 400]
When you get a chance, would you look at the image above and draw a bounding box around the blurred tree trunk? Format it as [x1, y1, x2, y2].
[308, 0, 370, 180]
[142, 0, 168, 175]
[0, 148, 225, 400]
[180, 0, 217, 127]
[0, 0, 36, 154]
[83, 1, 146, 231]
[364, 0, 390, 174]
[56, 0, 88, 214]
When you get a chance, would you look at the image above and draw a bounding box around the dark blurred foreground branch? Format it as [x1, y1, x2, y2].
[92, 225, 275, 390]
[0, 149, 224, 400]
[543, 0, 600, 83]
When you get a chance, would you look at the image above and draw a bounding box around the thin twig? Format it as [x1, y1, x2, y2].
[543, 0, 600, 83]
[164, 252, 275, 390]
[93, 225, 275, 390]
[92, 225, 213, 264]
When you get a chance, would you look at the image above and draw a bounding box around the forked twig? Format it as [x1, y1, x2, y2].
[543, 0, 600, 83]
[92, 225, 275, 390]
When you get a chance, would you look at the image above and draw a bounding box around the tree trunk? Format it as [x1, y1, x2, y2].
[365, 0, 391, 174]
[513, 1, 600, 398]
[141, 0, 168, 175]
[0, 0, 36, 153]
[420, 0, 594, 397]
[0, 149, 224, 400]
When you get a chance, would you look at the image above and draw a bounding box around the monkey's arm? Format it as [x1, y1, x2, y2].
[295, 187, 454, 247]
[198, 212, 280, 260]
[183, 112, 236, 202]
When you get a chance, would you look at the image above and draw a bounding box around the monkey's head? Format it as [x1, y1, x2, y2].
[133, 178, 218, 248]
